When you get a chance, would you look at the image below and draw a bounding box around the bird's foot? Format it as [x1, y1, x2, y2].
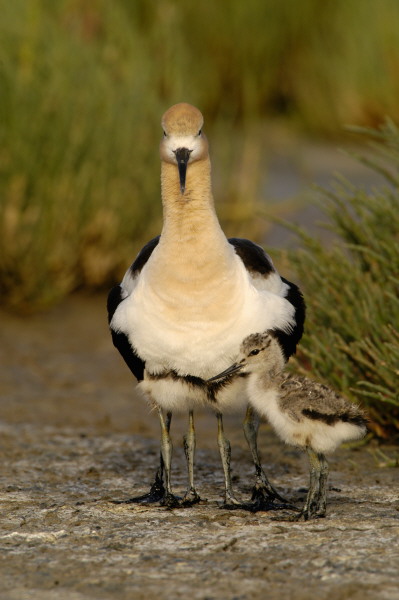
[289, 508, 326, 522]
[247, 483, 299, 513]
[219, 491, 252, 511]
[181, 487, 204, 507]
[111, 482, 202, 509]
[219, 488, 299, 512]
[287, 487, 327, 520]
[291, 499, 326, 521]
[252, 480, 292, 505]
[160, 492, 183, 509]
[112, 477, 165, 505]
[247, 498, 300, 513]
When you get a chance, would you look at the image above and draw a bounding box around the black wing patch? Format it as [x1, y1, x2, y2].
[228, 237, 275, 276]
[271, 277, 305, 360]
[107, 238, 161, 383]
[107, 284, 145, 381]
[229, 237, 306, 361]
[130, 236, 160, 277]
[302, 408, 368, 428]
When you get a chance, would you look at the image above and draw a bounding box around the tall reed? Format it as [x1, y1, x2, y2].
[280, 121, 399, 437]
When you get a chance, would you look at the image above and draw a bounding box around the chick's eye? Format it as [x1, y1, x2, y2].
[249, 349, 260, 356]
[163, 131, 167, 138]
[198, 129, 202, 136]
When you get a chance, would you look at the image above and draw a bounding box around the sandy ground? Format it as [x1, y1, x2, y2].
[1, 295, 398, 600]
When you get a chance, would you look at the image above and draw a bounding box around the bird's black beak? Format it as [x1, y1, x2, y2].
[207, 362, 243, 382]
[174, 147, 191, 194]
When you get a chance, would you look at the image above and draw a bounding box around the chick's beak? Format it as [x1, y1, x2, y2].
[174, 147, 192, 194]
[207, 363, 243, 383]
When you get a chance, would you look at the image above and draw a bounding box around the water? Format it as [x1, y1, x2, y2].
[262, 140, 387, 248]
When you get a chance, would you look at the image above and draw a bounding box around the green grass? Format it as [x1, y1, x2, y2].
[278, 120, 399, 437]
[0, 1, 164, 310]
[1, 0, 399, 314]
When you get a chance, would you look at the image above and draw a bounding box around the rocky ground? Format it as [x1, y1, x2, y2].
[1, 295, 398, 600]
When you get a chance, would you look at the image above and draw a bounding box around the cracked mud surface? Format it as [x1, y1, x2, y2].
[1, 295, 398, 600]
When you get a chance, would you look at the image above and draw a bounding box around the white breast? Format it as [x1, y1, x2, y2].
[111, 254, 295, 379]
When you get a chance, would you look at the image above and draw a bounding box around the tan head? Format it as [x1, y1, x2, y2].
[160, 103, 209, 194]
[207, 332, 286, 382]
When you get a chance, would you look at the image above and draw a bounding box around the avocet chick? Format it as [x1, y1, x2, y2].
[208, 332, 368, 520]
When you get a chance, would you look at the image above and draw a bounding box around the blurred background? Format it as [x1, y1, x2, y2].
[0, 0, 398, 436]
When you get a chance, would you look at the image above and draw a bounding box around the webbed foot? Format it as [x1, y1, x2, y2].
[112, 471, 165, 505]
[248, 484, 300, 512]
[160, 492, 183, 509]
[181, 487, 204, 507]
[290, 501, 326, 521]
[219, 491, 252, 511]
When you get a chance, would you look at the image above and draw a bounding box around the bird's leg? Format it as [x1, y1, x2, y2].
[217, 412, 243, 508]
[316, 453, 329, 517]
[158, 408, 180, 508]
[181, 410, 202, 506]
[243, 405, 298, 512]
[113, 411, 172, 505]
[294, 448, 328, 521]
[137, 411, 172, 503]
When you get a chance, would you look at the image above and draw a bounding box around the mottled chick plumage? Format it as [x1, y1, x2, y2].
[228, 333, 368, 454]
[278, 374, 368, 428]
[209, 332, 368, 519]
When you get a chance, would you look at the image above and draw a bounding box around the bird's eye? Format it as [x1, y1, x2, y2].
[163, 131, 167, 138]
[249, 349, 260, 356]
[198, 129, 202, 136]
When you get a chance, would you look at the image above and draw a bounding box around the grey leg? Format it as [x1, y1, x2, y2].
[243, 405, 296, 510]
[217, 412, 242, 507]
[112, 411, 170, 505]
[182, 410, 202, 505]
[158, 408, 180, 507]
[317, 453, 329, 517]
[295, 448, 328, 520]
